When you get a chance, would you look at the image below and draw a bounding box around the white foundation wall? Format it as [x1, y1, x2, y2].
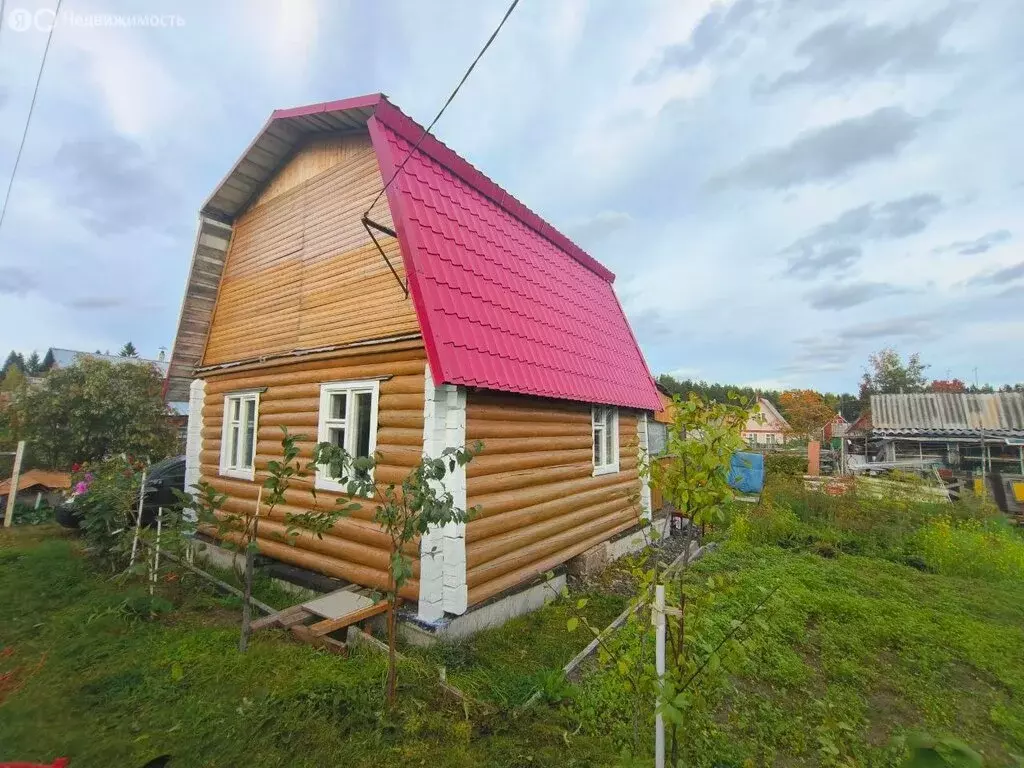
[637, 412, 651, 520]
[183, 378, 205, 520]
[418, 365, 468, 621]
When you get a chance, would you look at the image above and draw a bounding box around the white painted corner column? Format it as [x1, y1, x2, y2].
[638, 411, 652, 521]
[183, 378, 206, 522]
[419, 365, 469, 621]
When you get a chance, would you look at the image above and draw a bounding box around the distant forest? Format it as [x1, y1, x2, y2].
[656, 373, 1024, 423]
[657, 376, 862, 422]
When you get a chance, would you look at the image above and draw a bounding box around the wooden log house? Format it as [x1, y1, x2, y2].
[166, 94, 663, 622]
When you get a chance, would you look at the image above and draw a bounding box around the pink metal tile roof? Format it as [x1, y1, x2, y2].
[368, 100, 661, 411]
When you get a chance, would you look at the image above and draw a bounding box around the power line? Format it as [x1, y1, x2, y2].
[0, 0, 64, 237]
[365, 0, 521, 216]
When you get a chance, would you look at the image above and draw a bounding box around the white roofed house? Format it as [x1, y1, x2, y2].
[742, 397, 790, 446]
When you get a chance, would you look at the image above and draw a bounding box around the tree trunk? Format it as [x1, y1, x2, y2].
[239, 492, 261, 653]
[239, 544, 254, 652]
[385, 594, 398, 705]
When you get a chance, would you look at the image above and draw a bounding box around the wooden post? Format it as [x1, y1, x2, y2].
[654, 584, 666, 768]
[34, 491, 43, 510]
[3, 440, 25, 528]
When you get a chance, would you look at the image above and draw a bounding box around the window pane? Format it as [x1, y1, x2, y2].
[330, 393, 347, 420]
[242, 400, 256, 468]
[354, 391, 373, 459]
[231, 398, 240, 421]
[605, 418, 615, 463]
[594, 425, 604, 465]
[230, 425, 239, 467]
[328, 426, 346, 449]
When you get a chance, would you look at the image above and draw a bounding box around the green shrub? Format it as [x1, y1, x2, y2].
[912, 517, 1024, 581]
[765, 453, 806, 478]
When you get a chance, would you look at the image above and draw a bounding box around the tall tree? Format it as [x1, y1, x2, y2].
[5, 358, 176, 469]
[859, 348, 929, 398]
[1, 351, 25, 377]
[119, 341, 139, 358]
[779, 389, 836, 438]
[24, 351, 42, 376]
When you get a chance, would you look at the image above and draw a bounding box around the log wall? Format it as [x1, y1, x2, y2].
[464, 391, 643, 606]
[202, 132, 420, 366]
[198, 341, 427, 600]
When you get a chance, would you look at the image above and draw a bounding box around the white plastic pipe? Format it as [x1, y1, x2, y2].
[129, 469, 148, 567]
[655, 583, 666, 768]
[150, 507, 163, 596]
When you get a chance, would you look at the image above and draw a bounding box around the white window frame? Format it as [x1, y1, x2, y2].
[592, 405, 620, 476]
[219, 390, 260, 481]
[316, 378, 381, 493]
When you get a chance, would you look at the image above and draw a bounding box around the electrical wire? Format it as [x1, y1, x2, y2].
[0, 0, 64, 237]
[365, 0, 521, 216]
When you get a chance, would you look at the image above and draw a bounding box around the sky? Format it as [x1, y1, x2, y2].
[0, 0, 1021, 394]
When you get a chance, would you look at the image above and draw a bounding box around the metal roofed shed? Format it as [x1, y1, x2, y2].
[848, 393, 1024, 479]
[870, 393, 1024, 438]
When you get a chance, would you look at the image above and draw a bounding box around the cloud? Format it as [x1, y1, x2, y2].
[567, 211, 633, 245]
[933, 229, 1012, 255]
[785, 245, 862, 280]
[0, 267, 37, 296]
[967, 261, 1024, 286]
[837, 313, 939, 341]
[763, 6, 966, 92]
[707, 107, 924, 191]
[629, 308, 675, 339]
[65, 297, 130, 310]
[53, 137, 179, 234]
[805, 281, 906, 310]
[635, 0, 760, 83]
[63, 25, 191, 139]
[781, 193, 944, 279]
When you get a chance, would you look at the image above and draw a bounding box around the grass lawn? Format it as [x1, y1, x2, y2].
[567, 484, 1024, 767]
[0, 526, 616, 768]
[5, 483, 1024, 768]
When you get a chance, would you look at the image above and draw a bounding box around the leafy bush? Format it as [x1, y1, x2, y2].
[11, 500, 54, 526]
[765, 453, 806, 478]
[913, 517, 1024, 581]
[70, 457, 145, 569]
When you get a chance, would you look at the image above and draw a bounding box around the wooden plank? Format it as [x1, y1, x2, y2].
[308, 599, 392, 637]
[251, 604, 312, 632]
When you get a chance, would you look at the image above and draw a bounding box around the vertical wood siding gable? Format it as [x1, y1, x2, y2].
[202, 133, 420, 366]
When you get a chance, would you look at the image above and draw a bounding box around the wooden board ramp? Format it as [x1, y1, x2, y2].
[251, 586, 396, 655]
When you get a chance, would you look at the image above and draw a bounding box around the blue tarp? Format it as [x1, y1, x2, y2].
[728, 451, 764, 494]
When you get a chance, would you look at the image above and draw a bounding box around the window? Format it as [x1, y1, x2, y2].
[592, 405, 619, 475]
[317, 379, 380, 492]
[765, 433, 776, 445]
[648, 421, 669, 457]
[220, 391, 259, 479]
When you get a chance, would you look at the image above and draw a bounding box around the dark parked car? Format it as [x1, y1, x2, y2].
[55, 455, 186, 529]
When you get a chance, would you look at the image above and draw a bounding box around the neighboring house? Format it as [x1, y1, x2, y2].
[848, 393, 1024, 475]
[742, 397, 790, 446]
[43, 347, 169, 374]
[824, 414, 849, 447]
[0, 469, 71, 511]
[166, 94, 662, 622]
